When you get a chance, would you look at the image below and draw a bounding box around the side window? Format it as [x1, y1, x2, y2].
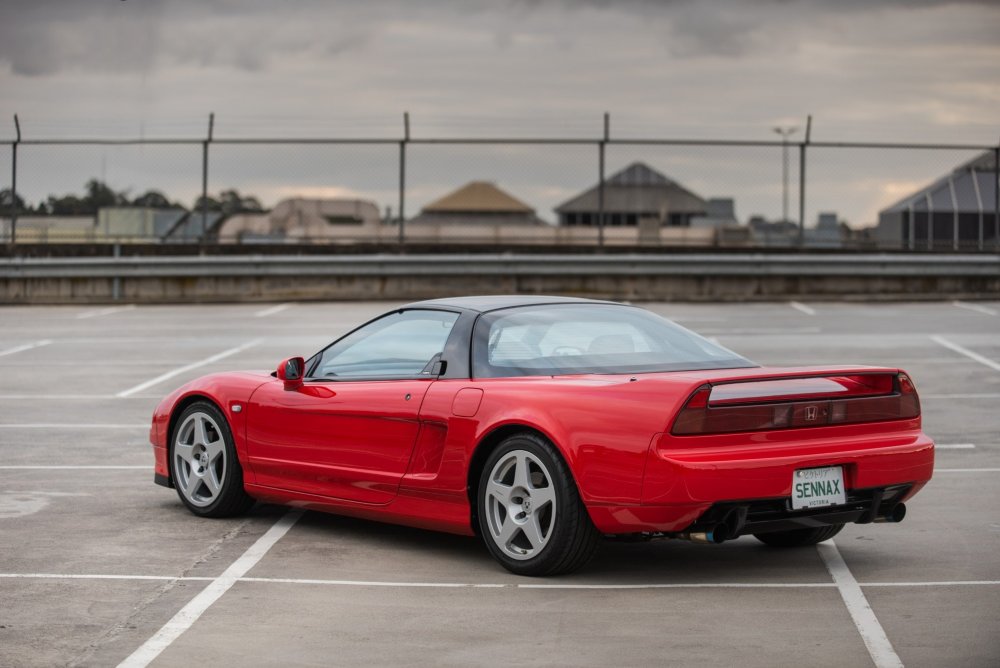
[311, 310, 459, 379]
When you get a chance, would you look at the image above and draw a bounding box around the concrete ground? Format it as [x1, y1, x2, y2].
[0, 299, 997, 667]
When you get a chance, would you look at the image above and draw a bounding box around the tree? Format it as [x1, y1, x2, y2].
[0, 188, 27, 212]
[84, 179, 127, 210]
[132, 190, 179, 209]
[194, 188, 265, 215]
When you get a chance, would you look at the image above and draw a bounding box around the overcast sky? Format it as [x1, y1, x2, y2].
[1, 0, 998, 227]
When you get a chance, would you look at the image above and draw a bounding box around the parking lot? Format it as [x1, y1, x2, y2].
[1, 299, 998, 667]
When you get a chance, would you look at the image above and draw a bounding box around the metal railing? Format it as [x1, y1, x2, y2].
[3, 113, 998, 251]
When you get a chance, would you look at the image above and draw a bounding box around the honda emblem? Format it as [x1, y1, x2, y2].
[804, 405, 818, 421]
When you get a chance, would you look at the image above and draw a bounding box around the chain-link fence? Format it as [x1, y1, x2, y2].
[2, 118, 997, 251]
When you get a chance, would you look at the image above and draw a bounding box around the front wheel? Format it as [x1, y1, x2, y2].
[477, 433, 599, 576]
[170, 401, 255, 518]
[753, 523, 844, 547]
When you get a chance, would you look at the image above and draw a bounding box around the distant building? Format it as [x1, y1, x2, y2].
[690, 198, 739, 228]
[805, 212, 843, 249]
[408, 181, 546, 226]
[554, 162, 707, 228]
[217, 198, 381, 243]
[878, 151, 999, 249]
[98, 207, 188, 241]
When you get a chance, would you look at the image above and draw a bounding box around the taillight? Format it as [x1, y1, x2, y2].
[672, 373, 920, 435]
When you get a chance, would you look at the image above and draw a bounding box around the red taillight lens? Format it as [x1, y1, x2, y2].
[672, 373, 920, 435]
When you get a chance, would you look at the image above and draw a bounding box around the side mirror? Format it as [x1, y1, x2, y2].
[277, 357, 305, 390]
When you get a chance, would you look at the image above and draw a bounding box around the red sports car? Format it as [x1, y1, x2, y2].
[150, 296, 934, 575]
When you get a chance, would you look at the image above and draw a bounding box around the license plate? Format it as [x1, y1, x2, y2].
[791, 466, 846, 510]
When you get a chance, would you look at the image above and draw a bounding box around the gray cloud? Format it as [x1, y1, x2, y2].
[2, 0, 998, 77]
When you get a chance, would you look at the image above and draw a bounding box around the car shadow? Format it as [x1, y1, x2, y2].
[272, 506, 843, 584]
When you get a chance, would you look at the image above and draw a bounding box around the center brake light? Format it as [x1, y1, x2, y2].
[671, 373, 920, 436]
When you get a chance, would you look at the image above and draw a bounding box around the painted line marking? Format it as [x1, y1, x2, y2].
[0, 339, 53, 358]
[115, 339, 263, 398]
[0, 423, 148, 430]
[952, 300, 998, 316]
[241, 577, 506, 588]
[0, 466, 147, 470]
[818, 540, 903, 668]
[77, 305, 137, 320]
[0, 394, 120, 400]
[862, 580, 1000, 587]
[117, 510, 302, 668]
[930, 335, 1000, 373]
[936, 468, 1000, 472]
[2, 572, 997, 588]
[922, 393, 1000, 399]
[0, 573, 212, 582]
[518, 582, 834, 589]
[935, 443, 976, 450]
[789, 301, 817, 316]
[254, 303, 293, 318]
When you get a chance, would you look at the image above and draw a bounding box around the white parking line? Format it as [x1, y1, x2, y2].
[935, 443, 976, 449]
[77, 305, 137, 320]
[115, 339, 263, 398]
[0, 466, 147, 470]
[0, 339, 53, 358]
[930, 335, 1000, 373]
[789, 301, 817, 316]
[0, 423, 147, 429]
[818, 540, 903, 668]
[952, 301, 998, 316]
[254, 303, 293, 318]
[922, 393, 1000, 399]
[0, 573, 209, 582]
[0, 394, 120, 400]
[2, 572, 998, 588]
[116, 510, 302, 668]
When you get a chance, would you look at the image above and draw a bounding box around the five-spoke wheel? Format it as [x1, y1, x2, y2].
[478, 432, 599, 576]
[170, 402, 254, 518]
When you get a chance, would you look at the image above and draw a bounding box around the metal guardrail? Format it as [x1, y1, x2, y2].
[3, 253, 998, 279]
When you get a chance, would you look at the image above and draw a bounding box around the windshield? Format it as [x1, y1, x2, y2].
[473, 303, 754, 378]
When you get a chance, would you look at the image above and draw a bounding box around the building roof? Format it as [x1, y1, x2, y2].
[422, 181, 535, 214]
[555, 162, 706, 214]
[881, 150, 998, 214]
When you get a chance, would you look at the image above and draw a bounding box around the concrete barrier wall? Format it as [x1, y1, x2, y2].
[1, 253, 998, 303]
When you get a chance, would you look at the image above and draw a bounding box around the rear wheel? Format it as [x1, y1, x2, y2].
[478, 433, 599, 576]
[753, 523, 844, 547]
[171, 402, 255, 518]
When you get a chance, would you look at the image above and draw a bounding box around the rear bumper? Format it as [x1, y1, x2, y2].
[587, 424, 934, 534]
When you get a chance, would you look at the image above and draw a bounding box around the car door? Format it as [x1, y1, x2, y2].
[245, 308, 461, 505]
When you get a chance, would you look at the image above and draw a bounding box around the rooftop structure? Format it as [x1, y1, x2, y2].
[554, 162, 707, 228]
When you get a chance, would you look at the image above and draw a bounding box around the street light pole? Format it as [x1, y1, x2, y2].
[773, 126, 797, 225]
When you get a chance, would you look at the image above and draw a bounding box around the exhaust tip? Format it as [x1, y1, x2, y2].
[874, 502, 907, 523]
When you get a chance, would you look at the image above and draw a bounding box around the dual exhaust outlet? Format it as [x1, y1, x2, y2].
[675, 502, 907, 544]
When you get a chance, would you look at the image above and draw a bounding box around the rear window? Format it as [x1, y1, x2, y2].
[473, 303, 754, 378]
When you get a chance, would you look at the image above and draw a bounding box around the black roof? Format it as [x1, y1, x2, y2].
[406, 295, 618, 313]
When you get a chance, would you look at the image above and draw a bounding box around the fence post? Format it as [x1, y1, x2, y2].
[199, 112, 214, 244]
[397, 112, 409, 246]
[598, 112, 608, 248]
[798, 114, 811, 248]
[10, 114, 20, 245]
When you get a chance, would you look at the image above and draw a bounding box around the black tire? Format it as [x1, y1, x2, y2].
[753, 523, 844, 547]
[477, 432, 600, 576]
[170, 401, 255, 518]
